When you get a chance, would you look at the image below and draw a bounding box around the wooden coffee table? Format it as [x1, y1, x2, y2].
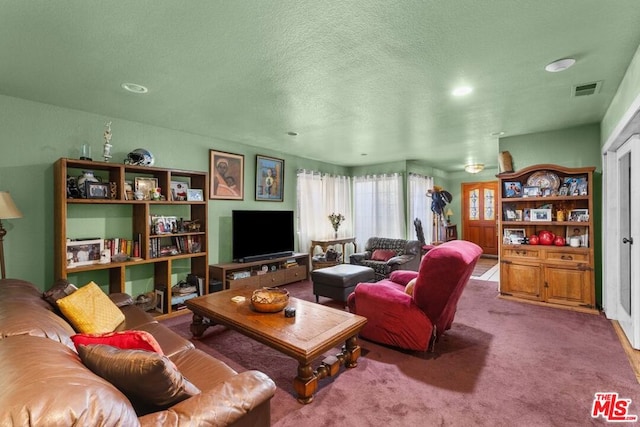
[185, 287, 367, 403]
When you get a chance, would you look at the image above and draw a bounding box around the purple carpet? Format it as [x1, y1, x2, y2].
[162, 279, 639, 426]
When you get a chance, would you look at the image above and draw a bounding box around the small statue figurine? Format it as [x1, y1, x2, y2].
[103, 121, 113, 162]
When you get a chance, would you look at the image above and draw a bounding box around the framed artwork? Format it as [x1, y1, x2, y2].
[209, 150, 244, 200]
[170, 181, 189, 201]
[186, 189, 204, 201]
[568, 209, 589, 222]
[66, 239, 104, 268]
[134, 177, 158, 200]
[530, 208, 552, 222]
[504, 181, 522, 198]
[503, 228, 525, 244]
[503, 203, 517, 221]
[255, 155, 284, 201]
[523, 186, 541, 197]
[85, 182, 110, 199]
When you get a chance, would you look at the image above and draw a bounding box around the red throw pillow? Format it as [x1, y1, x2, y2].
[371, 249, 397, 262]
[72, 330, 163, 354]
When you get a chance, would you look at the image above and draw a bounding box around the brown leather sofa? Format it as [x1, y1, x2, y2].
[0, 278, 276, 426]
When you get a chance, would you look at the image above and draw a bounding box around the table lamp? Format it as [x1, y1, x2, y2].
[0, 192, 23, 279]
[445, 208, 454, 224]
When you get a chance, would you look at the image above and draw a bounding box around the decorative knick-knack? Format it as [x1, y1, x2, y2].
[77, 170, 100, 198]
[103, 121, 113, 162]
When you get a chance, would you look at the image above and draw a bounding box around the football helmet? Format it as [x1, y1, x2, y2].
[125, 148, 155, 166]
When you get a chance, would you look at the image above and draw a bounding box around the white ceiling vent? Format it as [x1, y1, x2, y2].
[572, 81, 602, 97]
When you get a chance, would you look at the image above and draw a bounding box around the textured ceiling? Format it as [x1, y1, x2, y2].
[1, 1, 640, 171]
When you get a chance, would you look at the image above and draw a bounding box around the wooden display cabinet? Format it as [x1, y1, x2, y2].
[54, 158, 209, 319]
[210, 253, 310, 290]
[497, 164, 596, 312]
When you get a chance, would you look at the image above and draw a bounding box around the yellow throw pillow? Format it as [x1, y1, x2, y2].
[405, 278, 417, 296]
[57, 282, 125, 333]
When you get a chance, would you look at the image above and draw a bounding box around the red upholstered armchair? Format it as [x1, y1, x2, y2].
[346, 240, 483, 352]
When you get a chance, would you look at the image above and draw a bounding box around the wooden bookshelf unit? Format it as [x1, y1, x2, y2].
[54, 158, 209, 319]
[210, 253, 310, 290]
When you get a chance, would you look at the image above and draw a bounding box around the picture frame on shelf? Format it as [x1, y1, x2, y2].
[542, 187, 554, 197]
[135, 177, 158, 200]
[523, 186, 541, 197]
[66, 239, 103, 268]
[503, 228, 526, 245]
[530, 208, 552, 222]
[256, 155, 284, 202]
[504, 181, 522, 198]
[209, 150, 244, 200]
[523, 208, 531, 221]
[186, 189, 204, 201]
[563, 176, 588, 196]
[566, 226, 589, 247]
[568, 208, 589, 222]
[171, 181, 189, 201]
[515, 209, 523, 221]
[503, 203, 517, 221]
[85, 182, 110, 199]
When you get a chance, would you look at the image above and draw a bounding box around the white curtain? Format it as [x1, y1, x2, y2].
[353, 173, 405, 244]
[408, 173, 434, 244]
[296, 170, 352, 256]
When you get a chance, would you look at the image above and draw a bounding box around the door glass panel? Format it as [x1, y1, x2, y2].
[484, 189, 495, 220]
[619, 151, 631, 316]
[468, 189, 479, 220]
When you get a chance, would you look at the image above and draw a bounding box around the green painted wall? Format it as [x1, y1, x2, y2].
[498, 123, 603, 306]
[0, 94, 347, 290]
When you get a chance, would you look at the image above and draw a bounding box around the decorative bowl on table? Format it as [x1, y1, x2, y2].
[250, 287, 290, 313]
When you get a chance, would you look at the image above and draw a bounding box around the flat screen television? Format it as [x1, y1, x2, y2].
[232, 210, 295, 262]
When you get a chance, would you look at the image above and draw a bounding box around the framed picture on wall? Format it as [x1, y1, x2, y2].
[255, 155, 284, 202]
[209, 150, 244, 200]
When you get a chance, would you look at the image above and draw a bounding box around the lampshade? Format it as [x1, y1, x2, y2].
[446, 208, 454, 217]
[464, 163, 485, 174]
[0, 192, 22, 219]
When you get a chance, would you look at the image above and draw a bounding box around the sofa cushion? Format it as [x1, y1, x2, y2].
[77, 344, 200, 412]
[57, 282, 125, 334]
[371, 249, 396, 261]
[72, 330, 163, 354]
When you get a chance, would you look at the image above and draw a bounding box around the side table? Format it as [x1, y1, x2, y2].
[310, 237, 357, 270]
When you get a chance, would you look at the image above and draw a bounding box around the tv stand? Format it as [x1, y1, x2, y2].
[210, 253, 310, 290]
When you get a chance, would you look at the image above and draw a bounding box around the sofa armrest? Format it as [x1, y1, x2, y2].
[386, 254, 414, 267]
[349, 251, 370, 264]
[139, 370, 276, 427]
[109, 293, 134, 307]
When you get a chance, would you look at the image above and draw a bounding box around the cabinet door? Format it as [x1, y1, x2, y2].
[544, 265, 593, 307]
[500, 260, 542, 301]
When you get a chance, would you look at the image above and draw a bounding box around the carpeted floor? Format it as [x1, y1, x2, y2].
[163, 279, 639, 426]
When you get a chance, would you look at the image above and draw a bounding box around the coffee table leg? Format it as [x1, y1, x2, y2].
[294, 363, 317, 404]
[344, 335, 361, 368]
[189, 313, 211, 339]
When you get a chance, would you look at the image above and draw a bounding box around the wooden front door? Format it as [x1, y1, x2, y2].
[462, 181, 498, 256]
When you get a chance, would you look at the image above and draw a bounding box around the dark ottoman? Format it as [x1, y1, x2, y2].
[312, 264, 375, 303]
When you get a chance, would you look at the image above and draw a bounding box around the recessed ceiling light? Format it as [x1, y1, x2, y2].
[545, 58, 576, 73]
[121, 82, 148, 94]
[287, 131, 298, 136]
[452, 86, 473, 97]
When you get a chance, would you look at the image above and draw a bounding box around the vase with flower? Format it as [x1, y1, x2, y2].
[328, 213, 345, 238]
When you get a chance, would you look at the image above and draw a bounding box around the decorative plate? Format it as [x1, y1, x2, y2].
[527, 171, 560, 191]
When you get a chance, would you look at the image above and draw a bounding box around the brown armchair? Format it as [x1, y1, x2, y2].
[349, 237, 422, 280]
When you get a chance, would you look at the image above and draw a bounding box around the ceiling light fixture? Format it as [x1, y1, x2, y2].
[121, 83, 149, 94]
[544, 58, 576, 73]
[452, 86, 473, 97]
[464, 163, 485, 174]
